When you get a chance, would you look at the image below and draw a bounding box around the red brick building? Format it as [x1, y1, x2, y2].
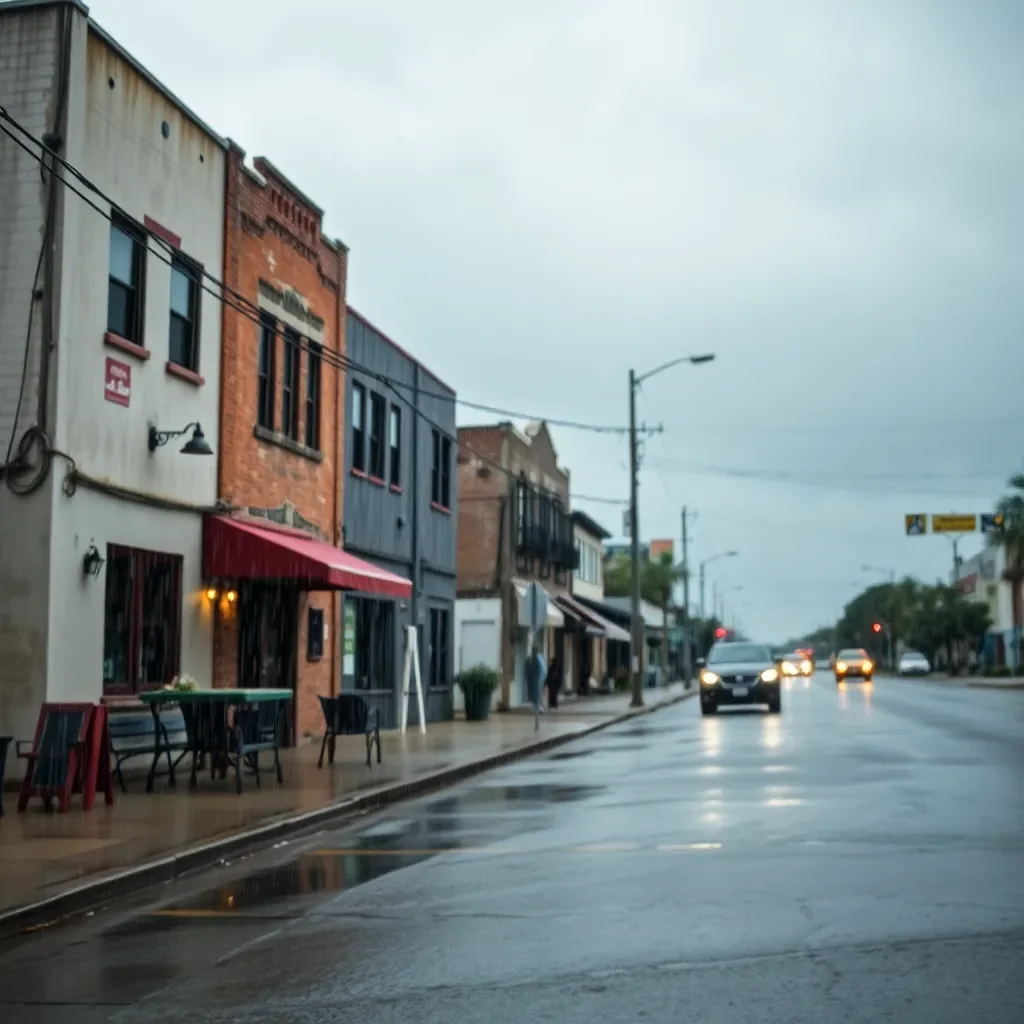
[210, 145, 409, 743]
[455, 422, 581, 709]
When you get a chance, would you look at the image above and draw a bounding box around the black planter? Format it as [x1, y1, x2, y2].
[462, 687, 493, 722]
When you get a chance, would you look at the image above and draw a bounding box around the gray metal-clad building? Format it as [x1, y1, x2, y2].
[341, 308, 457, 727]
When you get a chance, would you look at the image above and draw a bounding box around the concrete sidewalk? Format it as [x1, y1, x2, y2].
[0, 683, 691, 936]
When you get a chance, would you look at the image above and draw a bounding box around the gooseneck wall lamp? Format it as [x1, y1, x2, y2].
[82, 543, 105, 578]
[148, 422, 214, 456]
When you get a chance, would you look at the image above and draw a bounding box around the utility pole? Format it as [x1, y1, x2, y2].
[628, 368, 643, 708]
[699, 563, 706, 619]
[627, 353, 715, 709]
[681, 506, 692, 685]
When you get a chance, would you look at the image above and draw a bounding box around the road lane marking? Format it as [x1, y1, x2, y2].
[305, 847, 526, 857]
[570, 842, 641, 853]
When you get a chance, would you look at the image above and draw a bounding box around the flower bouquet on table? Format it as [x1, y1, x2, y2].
[166, 673, 199, 693]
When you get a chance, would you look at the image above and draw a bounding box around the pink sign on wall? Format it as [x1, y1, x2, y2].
[104, 357, 131, 407]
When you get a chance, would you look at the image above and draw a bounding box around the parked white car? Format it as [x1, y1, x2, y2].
[898, 651, 931, 676]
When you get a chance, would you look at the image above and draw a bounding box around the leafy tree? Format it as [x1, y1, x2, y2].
[604, 553, 680, 609]
[993, 474, 1024, 667]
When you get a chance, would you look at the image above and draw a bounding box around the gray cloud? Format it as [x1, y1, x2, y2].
[89, 0, 1024, 638]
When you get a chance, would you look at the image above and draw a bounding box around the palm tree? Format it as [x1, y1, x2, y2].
[994, 474, 1024, 670]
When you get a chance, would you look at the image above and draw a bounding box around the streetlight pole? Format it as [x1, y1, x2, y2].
[627, 353, 715, 709]
[699, 549, 738, 619]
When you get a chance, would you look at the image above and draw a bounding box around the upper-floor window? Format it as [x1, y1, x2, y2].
[257, 313, 276, 429]
[368, 392, 386, 479]
[351, 382, 366, 471]
[305, 340, 321, 450]
[281, 327, 301, 441]
[389, 406, 401, 487]
[431, 429, 451, 508]
[169, 257, 201, 371]
[107, 216, 146, 345]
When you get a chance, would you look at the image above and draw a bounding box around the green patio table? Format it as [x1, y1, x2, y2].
[138, 689, 291, 795]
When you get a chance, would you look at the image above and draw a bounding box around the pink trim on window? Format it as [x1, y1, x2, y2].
[165, 361, 205, 386]
[144, 215, 181, 249]
[104, 331, 150, 361]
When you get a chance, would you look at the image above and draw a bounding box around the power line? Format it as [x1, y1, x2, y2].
[661, 416, 1024, 435]
[0, 108, 629, 504]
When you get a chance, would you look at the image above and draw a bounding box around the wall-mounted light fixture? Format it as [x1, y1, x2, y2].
[82, 543, 105, 578]
[205, 586, 219, 601]
[148, 422, 214, 456]
[226, 589, 237, 603]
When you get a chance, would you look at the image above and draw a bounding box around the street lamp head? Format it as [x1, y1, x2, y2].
[690, 353, 716, 365]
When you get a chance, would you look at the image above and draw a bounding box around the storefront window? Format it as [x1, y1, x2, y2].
[102, 544, 182, 693]
[428, 607, 450, 688]
[353, 598, 394, 690]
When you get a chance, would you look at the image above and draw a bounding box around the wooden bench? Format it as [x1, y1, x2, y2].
[318, 695, 381, 769]
[108, 708, 189, 792]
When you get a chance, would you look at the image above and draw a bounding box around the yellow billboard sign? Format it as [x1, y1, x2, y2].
[931, 514, 977, 534]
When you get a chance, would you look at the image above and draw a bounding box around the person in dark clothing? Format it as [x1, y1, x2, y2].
[545, 655, 564, 709]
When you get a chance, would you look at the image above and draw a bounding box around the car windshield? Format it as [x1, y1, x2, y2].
[708, 643, 771, 664]
[903, 652, 927, 661]
[839, 649, 868, 659]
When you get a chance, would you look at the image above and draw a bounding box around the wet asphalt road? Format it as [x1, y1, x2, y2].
[2, 673, 1024, 1023]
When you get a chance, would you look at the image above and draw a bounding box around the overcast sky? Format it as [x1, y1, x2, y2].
[90, 0, 1024, 640]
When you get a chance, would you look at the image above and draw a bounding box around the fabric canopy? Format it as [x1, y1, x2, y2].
[512, 579, 565, 628]
[559, 594, 633, 644]
[552, 595, 603, 636]
[203, 515, 412, 598]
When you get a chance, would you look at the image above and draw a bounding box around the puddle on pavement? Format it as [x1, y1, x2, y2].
[424, 783, 604, 814]
[546, 748, 596, 761]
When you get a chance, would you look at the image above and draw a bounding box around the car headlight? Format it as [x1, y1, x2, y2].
[700, 670, 720, 686]
[781, 661, 796, 675]
[836, 661, 847, 672]
[760, 667, 779, 683]
[800, 660, 811, 673]
[862, 660, 873, 673]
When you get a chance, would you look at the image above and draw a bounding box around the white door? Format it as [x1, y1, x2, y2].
[459, 620, 498, 673]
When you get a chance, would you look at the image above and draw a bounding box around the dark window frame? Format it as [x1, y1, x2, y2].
[351, 382, 366, 472]
[430, 430, 452, 509]
[368, 391, 386, 479]
[281, 327, 302, 441]
[440, 436, 452, 508]
[102, 544, 182, 696]
[257, 312, 276, 430]
[428, 607, 450, 689]
[353, 597, 395, 690]
[168, 255, 201, 371]
[307, 606, 325, 661]
[305, 340, 322, 450]
[107, 215, 147, 345]
[431, 429, 441, 503]
[389, 405, 402, 487]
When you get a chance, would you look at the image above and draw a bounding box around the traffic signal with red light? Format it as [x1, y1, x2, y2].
[715, 626, 728, 639]
[872, 622, 882, 633]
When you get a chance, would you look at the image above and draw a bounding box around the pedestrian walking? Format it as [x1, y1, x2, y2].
[525, 641, 546, 716]
[546, 653, 563, 710]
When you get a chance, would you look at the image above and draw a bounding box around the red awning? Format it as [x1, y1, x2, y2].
[203, 515, 412, 598]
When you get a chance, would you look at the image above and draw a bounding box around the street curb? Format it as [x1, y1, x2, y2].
[0, 688, 696, 942]
[966, 681, 1024, 691]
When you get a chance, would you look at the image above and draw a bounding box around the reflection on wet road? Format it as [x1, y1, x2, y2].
[2, 675, 1024, 1022]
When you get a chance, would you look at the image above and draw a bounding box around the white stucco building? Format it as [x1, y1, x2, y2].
[0, 0, 225, 762]
[953, 545, 1017, 666]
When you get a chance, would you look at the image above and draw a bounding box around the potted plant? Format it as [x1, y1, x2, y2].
[456, 665, 500, 721]
[166, 673, 199, 692]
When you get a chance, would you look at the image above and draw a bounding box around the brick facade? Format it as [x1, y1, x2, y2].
[456, 422, 572, 707]
[215, 143, 347, 742]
